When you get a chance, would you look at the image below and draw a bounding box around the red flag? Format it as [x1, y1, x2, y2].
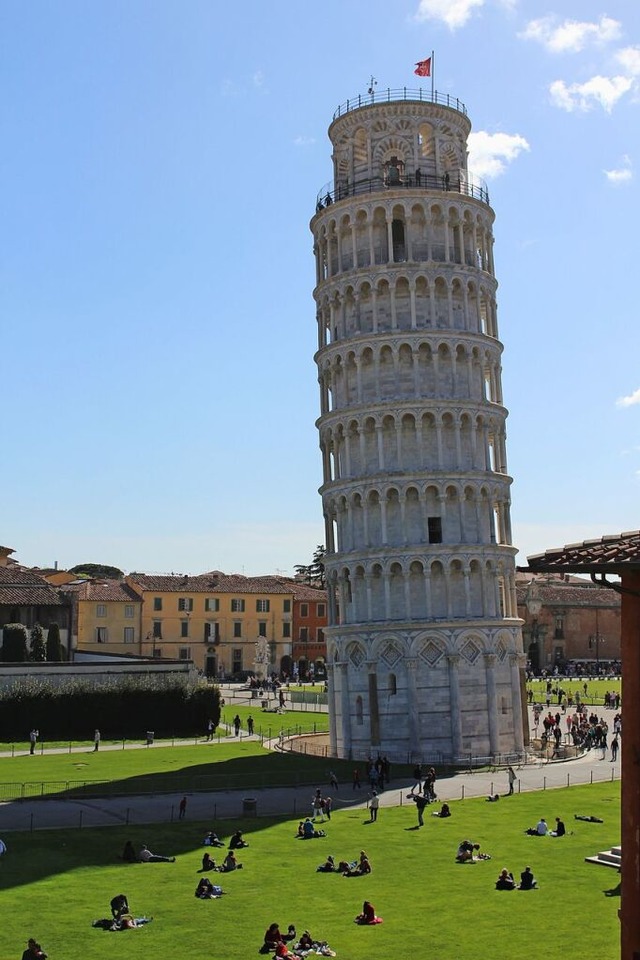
[414, 57, 431, 77]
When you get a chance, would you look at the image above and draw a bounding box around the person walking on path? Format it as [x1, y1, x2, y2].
[233, 715, 241, 737]
[179, 796, 187, 820]
[247, 715, 254, 736]
[93, 729, 101, 752]
[369, 791, 379, 822]
[611, 735, 619, 762]
[206, 718, 214, 741]
[29, 729, 38, 756]
[352, 768, 361, 790]
[507, 766, 517, 795]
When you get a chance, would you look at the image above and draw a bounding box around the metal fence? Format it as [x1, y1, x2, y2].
[332, 88, 467, 120]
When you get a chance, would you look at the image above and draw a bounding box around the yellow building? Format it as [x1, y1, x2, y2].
[126, 573, 294, 677]
[69, 580, 143, 653]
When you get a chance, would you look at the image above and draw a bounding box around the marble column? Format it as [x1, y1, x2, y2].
[483, 653, 499, 756]
[447, 654, 463, 758]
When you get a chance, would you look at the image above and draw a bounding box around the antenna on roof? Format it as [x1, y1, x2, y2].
[367, 75, 377, 96]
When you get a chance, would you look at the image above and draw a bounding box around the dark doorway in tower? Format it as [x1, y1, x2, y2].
[527, 641, 540, 673]
[392, 219, 406, 262]
[280, 655, 292, 678]
[298, 657, 309, 680]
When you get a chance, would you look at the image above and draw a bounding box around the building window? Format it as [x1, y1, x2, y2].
[356, 695, 364, 725]
[95, 627, 108, 643]
[153, 621, 162, 639]
[232, 648, 242, 673]
[256, 599, 270, 613]
[181, 620, 190, 638]
[233, 621, 242, 638]
[299, 627, 309, 642]
[555, 617, 564, 639]
[258, 621, 267, 638]
[179, 646, 191, 660]
[205, 622, 219, 642]
[124, 605, 134, 619]
[153, 597, 162, 611]
[205, 598, 219, 612]
[428, 517, 443, 543]
[317, 603, 326, 617]
[283, 622, 291, 638]
[153, 648, 162, 658]
[300, 603, 309, 617]
[231, 599, 245, 613]
[317, 628, 324, 643]
[123, 627, 134, 643]
[96, 604, 107, 617]
[178, 597, 193, 612]
[283, 599, 291, 613]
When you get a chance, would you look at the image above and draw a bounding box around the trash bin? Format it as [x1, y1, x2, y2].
[261, 699, 269, 709]
[242, 797, 257, 817]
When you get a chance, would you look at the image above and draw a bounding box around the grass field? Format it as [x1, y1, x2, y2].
[526, 678, 621, 705]
[0, 741, 357, 801]
[0, 781, 620, 960]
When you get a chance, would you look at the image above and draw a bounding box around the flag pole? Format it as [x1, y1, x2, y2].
[431, 49, 435, 100]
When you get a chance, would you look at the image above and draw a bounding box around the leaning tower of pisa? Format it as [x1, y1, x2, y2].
[311, 89, 527, 762]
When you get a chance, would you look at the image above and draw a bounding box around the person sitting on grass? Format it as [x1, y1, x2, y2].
[195, 877, 221, 899]
[486, 794, 500, 802]
[121, 841, 137, 862]
[201, 852, 217, 872]
[302, 817, 326, 839]
[495, 868, 516, 891]
[316, 855, 336, 872]
[22, 938, 47, 960]
[110, 894, 129, 920]
[456, 840, 479, 862]
[354, 900, 383, 924]
[519, 865, 538, 889]
[550, 817, 566, 837]
[296, 822, 305, 838]
[203, 831, 224, 848]
[432, 803, 451, 817]
[222, 850, 242, 871]
[525, 818, 548, 836]
[229, 830, 249, 849]
[343, 851, 371, 877]
[260, 923, 296, 954]
[138, 844, 175, 863]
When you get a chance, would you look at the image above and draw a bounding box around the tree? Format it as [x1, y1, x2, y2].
[69, 563, 124, 580]
[294, 545, 326, 588]
[30, 623, 47, 661]
[1, 623, 29, 662]
[46, 622, 64, 661]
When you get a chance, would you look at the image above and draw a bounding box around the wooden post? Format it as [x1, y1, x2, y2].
[621, 570, 640, 960]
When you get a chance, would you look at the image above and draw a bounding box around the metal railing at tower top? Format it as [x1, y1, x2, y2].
[315, 170, 490, 210]
[332, 88, 467, 120]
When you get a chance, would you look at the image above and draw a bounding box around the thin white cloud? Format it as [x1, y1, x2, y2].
[617, 46, 640, 76]
[550, 75, 633, 112]
[414, 0, 484, 30]
[252, 71, 265, 88]
[293, 136, 316, 147]
[617, 388, 640, 408]
[467, 130, 530, 179]
[520, 15, 621, 53]
[605, 155, 633, 185]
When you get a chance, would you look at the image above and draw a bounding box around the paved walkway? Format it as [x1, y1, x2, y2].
[0, 699, 620, 834]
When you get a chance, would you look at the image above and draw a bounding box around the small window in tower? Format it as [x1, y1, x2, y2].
[389, 673, 397, 695]
[392, 219, 406, 262]
[428, 517, 443, 544]
[356, 695, 364, 725]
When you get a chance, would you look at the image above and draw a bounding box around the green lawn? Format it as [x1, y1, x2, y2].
[0, 782, 620, 960]
[527, 678, 621, 705]
[0, 742, 355, 801]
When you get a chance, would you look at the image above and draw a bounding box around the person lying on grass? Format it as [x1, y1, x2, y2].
[293, 931, 337, 957]
[138, 844, 175, 863]
[195, 877, 223, 899]
[121, 841, 137, 862]
[93, 916, 153, 931]
[354, 901, 383, 924]
[316, 855, 336, 872]
[342, 851, 371, 877]
[203, 830, 225, 847]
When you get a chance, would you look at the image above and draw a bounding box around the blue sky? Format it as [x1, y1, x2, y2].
[2, 0, 639, 576]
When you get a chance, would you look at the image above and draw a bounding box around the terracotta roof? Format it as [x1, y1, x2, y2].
[0, 566, 67, 606]
[275, 578, 328, 602]
[515, 582, 620, 607]
[128, 573, 293, 594]
[65, 581, 141, 603]
[524, 531, 640, 574]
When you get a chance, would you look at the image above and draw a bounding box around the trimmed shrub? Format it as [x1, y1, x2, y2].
[46, 622, 64, 661]
[1, 623, 29, 662]
[30, 623, 47, 662]
[0, 676, 221, 740]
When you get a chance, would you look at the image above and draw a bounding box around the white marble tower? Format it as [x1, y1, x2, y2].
[311, 89, 526, 762]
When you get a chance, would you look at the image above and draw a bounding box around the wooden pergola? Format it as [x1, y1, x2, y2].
[523, 531, 640, 960]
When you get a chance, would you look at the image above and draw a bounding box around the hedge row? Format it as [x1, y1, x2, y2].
[0, 677, 221, 741]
